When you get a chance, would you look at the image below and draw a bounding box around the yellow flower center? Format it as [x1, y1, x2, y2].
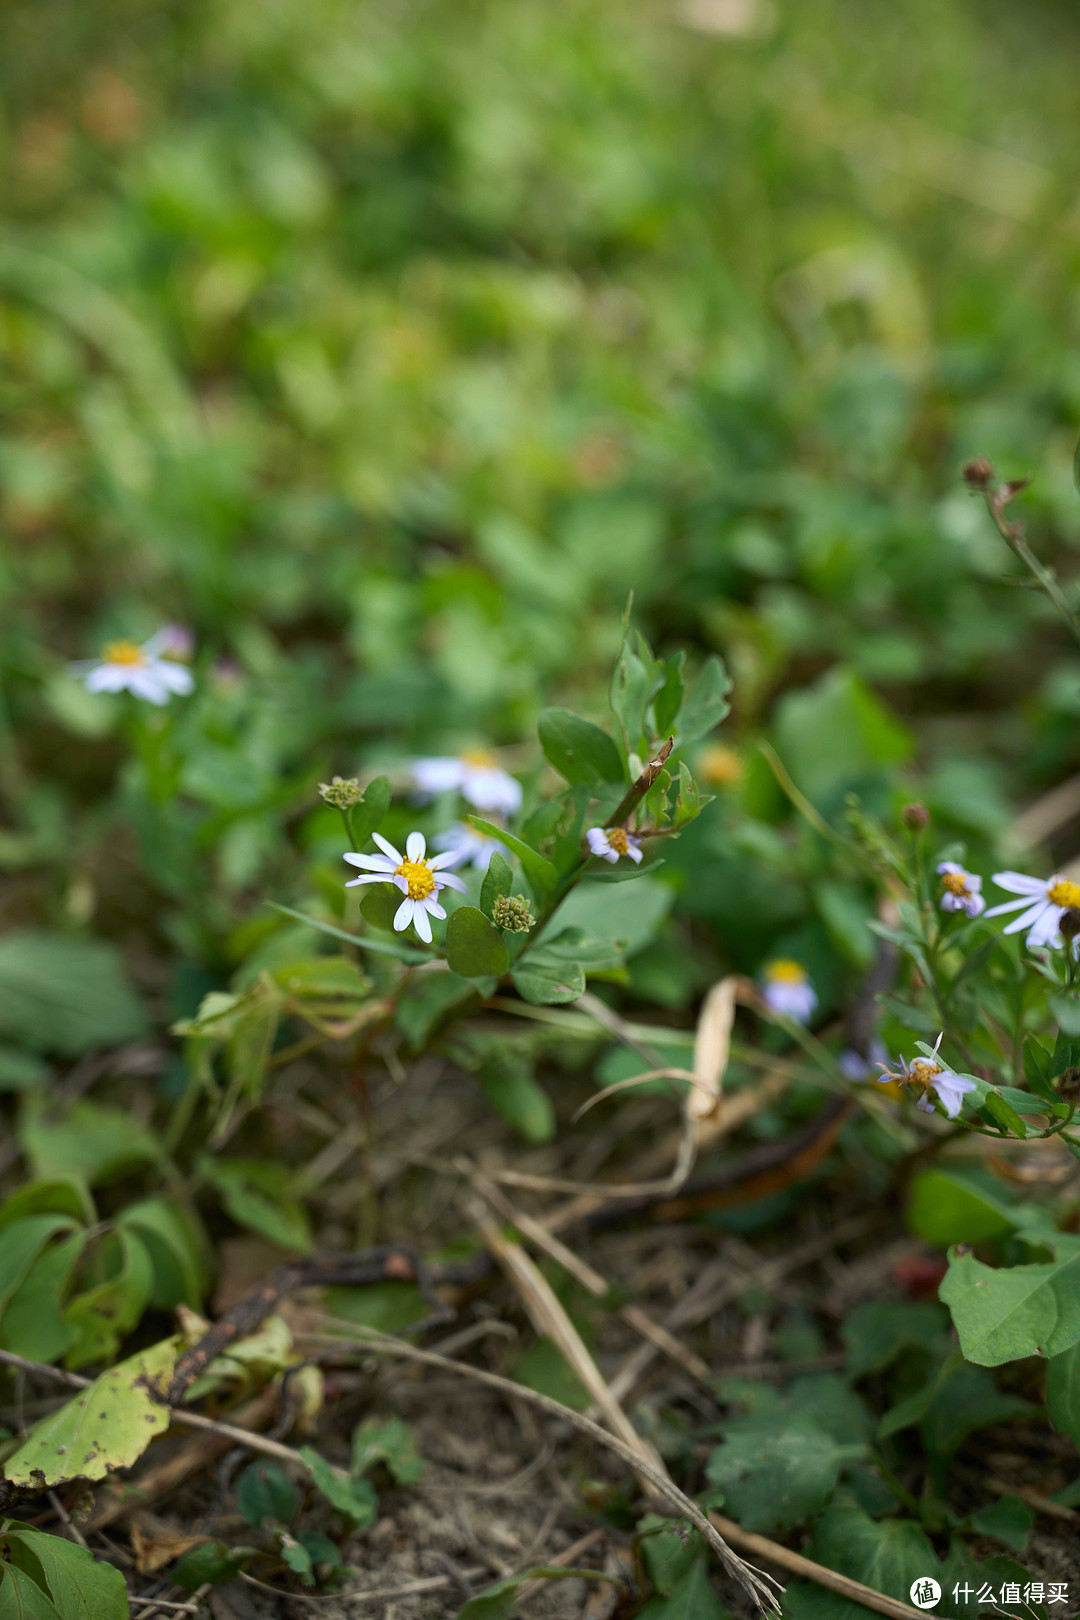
[607, 827, 630, 856]
[766, 959, 806, 984]
[908, 1059, 941, 1089]
[101, 639, 147, 667]
[941, 872, 969, 897]
[1048, 878, 1080, 909]
[460, 748, 498, 769]
[395, 859, 436, 901]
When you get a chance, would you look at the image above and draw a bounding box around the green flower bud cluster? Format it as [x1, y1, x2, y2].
[319, 775, 364, 809]
[493, 893, 534, 933]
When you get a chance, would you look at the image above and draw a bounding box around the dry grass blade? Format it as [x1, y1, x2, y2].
[689, 974, 738, 1120]
[313, 1323, 781, 1612]
[473, 1209, 665, 1487]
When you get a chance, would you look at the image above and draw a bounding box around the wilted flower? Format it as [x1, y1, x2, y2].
[319, 776, 364, 810]
[586, 826, 643, 865]
[69, 632, 195, 705]
[985, 871, 1080, 949]
[876, 1033, 976, 1119]
[937, 861, 985, 918]
[412, 751, 521, 815]
[760, 960, 817, 1024]
[343, 831, 466, 943]
[493, 894, 534, 933]
[433, 821, 507, 871]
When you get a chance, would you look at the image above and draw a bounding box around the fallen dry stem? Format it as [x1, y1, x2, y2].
[307, 1322, 782, 1612]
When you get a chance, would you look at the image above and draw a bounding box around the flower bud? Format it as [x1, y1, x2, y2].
[493, 893, 534, 933]
[901, 801, 929, 832]
[319, 775, 364, 809]
[962, 457, 994, 488]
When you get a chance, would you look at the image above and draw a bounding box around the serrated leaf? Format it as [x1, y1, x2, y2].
[2, 1524, 131, 1619]
[445, 907, 510, 978]
[538, 708, 624, 786]
[940, 1245, 1080, 1364]
[4, 1338, 177, 1487]
[675, 656, 732, 747]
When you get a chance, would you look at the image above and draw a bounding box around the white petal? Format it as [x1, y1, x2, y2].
[991, 871, 1047, 896]
[984, 896, 1038, 918]
[627, 844, 644, 864]
[425, 900, 446, 920]
[1027, 907, 1063, 948]
[153, 659, 194, 694]
[129, 669, 171, 703]
[394, 874, 409, 893]
[435, 871, 467, 894]
[412, 758, 465, 794]
[406, 831, 426, 862]
[345, 872, 395, 887]
[84, 664, 127, 693]
[412, 905, 433, 943]
[602, 848, 619, 863]
[343, 852, 395, 870]
[393, 898, 415, 931]
[428, 849, 466, 870]
[936, 861, 962, 876]
[964, 893, 986, 917]
[372, 832, 403, 864]
[1001, 900, 1051, 936]
[966, 874, 982, 892]
[586, 828, 610, 856]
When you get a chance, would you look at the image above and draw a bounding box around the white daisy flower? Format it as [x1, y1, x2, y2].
[760, 959, 817, 1024]
[343, 830, 466, 944]
[586, 826, 643, 865]
[412, 750, 522, 816]
[876, 1033, 976, 1119]
[433, 821, 507, 871]
[69, 634, 195, 705]
[936, 861, 985, 918]
[984, 870, 1080, 949]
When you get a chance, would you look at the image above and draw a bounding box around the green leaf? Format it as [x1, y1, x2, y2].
[907, 1169, 1017, 1246]
[652, 652, 686, 738]
[805, 1503, 938, 1607]
[480, 852, 513, 921]
[118, 1198, 207, 1310]
[772, 668, 910, 808]
[841, 1302, 949, 1378]
[553, 876, 674, 959]
[456, 1567, 618, 1620]
[538, 708, 624, 786]
[675, 656, 732, 747]
[1047, 1339, 1080, 1447]
[1049, 993, 1080, 1036]
[940, 1243, 1080, 1364]
[0, 933, 147, 1056]
[346, 776, 391, 848]
[0, 1177, 95, 1233]
[509, 956, 585, 1005]
[299, 1447, 377, 1527]
[2, 1229, 85, 1362]
[982, 1090, 1029, 1138]
[278, 1532, 315, 1587]
[0, 1215, 78, 1320]
[639, 1519, 702, 1596]
[359, 883, 406, 934]
[970, 1496, 1035, 1552]
[479, 1058, 556, 1143]
[199, 1156, 313, 1252]
[266, 903, 426, 962]
[0, 1562, 62, 1619]
[466, 818, 558, 901]
[4, 1338, 177, 1487]
[351, 1416, 423, 1484]
[325, 1280, 427, 1335]
[0, 1047, 50, 1092]
[705, 1411, 865, 1532]
[445, 906, 510, 979]
[63, 1228, 155, 1368]
[637, 1555, 729, 1619]
[172, 1542, 255, 1589]
[1, 1524, 130, 1619]
[18, 1098, 162, 1185]
[236, 1460, 298, 1529]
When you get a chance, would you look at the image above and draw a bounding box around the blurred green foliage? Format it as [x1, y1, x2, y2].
[3, 0, 1080, 965]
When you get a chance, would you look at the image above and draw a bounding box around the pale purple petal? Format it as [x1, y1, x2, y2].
[426, 900, 446, 921]
[435, 871, 468, 894]
[991, 872, 1047, 896]
[343, 852, 396, 871]
[406, 830, 426, 862]
[412, 758, 466, 795]
[1026, 906, 1063, 948]
[626, 844, 644, 864]
[345, 872, 396, 888]
[586, 828, 610, 857]
[372, 832, 403, 864]
[1000, 899, 1052, 937]
[428, 848, 466, 870]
